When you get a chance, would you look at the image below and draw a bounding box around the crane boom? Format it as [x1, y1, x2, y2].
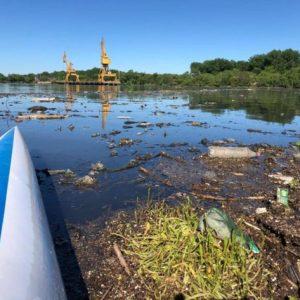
[98, 37, 119, 85]
[101, 38, 111, 68]
[62, 52, 80, 83]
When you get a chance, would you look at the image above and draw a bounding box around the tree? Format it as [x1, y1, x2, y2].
[236, 61, 249, 71]
[266, 49, 300, 71]
[0, 73, 6, 82]
[190, 58, 236, 74]
[248, 54, 268, 73]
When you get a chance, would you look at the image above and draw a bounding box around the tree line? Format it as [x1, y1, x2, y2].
[0, 49, 299, 88]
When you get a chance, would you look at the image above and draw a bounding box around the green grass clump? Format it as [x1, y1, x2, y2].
[122, 202, 269, 299]
[290, 178, 300, 189]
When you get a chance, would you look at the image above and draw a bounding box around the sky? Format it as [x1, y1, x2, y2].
[0, 0, 299, 75]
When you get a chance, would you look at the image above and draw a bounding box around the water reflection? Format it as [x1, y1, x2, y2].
[62, 85, 119, 128]
[189, 89, 300, 124]
[98, 86, 119, 128]
[64, 84, 80, 112]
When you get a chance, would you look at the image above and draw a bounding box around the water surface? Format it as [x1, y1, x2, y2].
[0, 84, 299, 224]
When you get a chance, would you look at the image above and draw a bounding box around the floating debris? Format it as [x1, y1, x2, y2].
[75, 175, 97, 187]
[28, 105, 48, 113]
[188, 147, 200, 153]
[212, 139, 228, 145]
[48, 169, 75, 176]
[110, 149, 118, 157]
[91, 132, 101, 138]
[256, 207, 267, 214]
[269, 173, 294, 185]
[277, 187, 289, 206]
[32, 97, 56, 102]
[117, 116, 131, 119]
[208, 146, 257, 158]
[225, 138, 236, 143]
[191, 121, 207, 127]
[139, 166, 150, 175]
[119, 138, 134, 146]
[15, 113, 67, 121]
[91, 162, 106, 172]
[68, 124, 75, 131]
[203, 170, 217, 181]
[200, 138, 209, 146]
[110, 153, 161, 172]
[247, 128, 272, 134]
[136, 122, 152, 128]
[108, 142, 116, 149]
[155, 122, 173, 128]
[124, 120, 138, 125]
[110, 130, 121, 135]
[294, 153, 300, 161]
[167, 142, 188, 147]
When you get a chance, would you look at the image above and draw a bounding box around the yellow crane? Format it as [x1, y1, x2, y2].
[98, 38, 120, 85]
[63, 52, 80, 83]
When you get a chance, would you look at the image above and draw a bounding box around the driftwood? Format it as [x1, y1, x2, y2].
[247, 195, 265, 200]
[243, 221, 262, 232]
[100, 285, 113, 300]
[192, 192, 265, 201]
[138, 167, 174, 187]
[193, 194, 230, 201]
[159, 151, 185, 163]
[109, 151, 185, 173]
[139, 166, 150, 175]
[113, 243, 131, 275]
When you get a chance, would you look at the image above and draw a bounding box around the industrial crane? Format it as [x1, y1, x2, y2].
[62, 52, 80, 83]
[98, 38, 120, 85]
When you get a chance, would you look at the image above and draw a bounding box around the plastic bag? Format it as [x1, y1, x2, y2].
[199, 207, 260, 253]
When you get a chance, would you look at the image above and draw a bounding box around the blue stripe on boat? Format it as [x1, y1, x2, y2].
[0, 128, 14, 238]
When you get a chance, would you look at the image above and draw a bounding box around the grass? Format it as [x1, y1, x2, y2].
[118, 201, 269, 299]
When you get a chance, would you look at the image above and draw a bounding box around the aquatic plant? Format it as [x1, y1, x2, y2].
[120, 201, 269, 299]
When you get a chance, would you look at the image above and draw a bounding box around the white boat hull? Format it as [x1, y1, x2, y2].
[0, 127, 66, 300]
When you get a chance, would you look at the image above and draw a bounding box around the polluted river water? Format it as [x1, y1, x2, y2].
[0, 84, 300, 298]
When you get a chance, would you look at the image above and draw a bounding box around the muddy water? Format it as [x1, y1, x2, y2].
[0, 84, 300, 225]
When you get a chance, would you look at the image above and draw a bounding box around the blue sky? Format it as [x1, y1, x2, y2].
[0, 0, 299, 75]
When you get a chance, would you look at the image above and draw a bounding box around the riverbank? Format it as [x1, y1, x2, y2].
[66, 144, 300, 299]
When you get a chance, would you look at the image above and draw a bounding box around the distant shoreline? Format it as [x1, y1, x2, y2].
[0, 82, 299, 92]
[1, 48, 299, 88]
